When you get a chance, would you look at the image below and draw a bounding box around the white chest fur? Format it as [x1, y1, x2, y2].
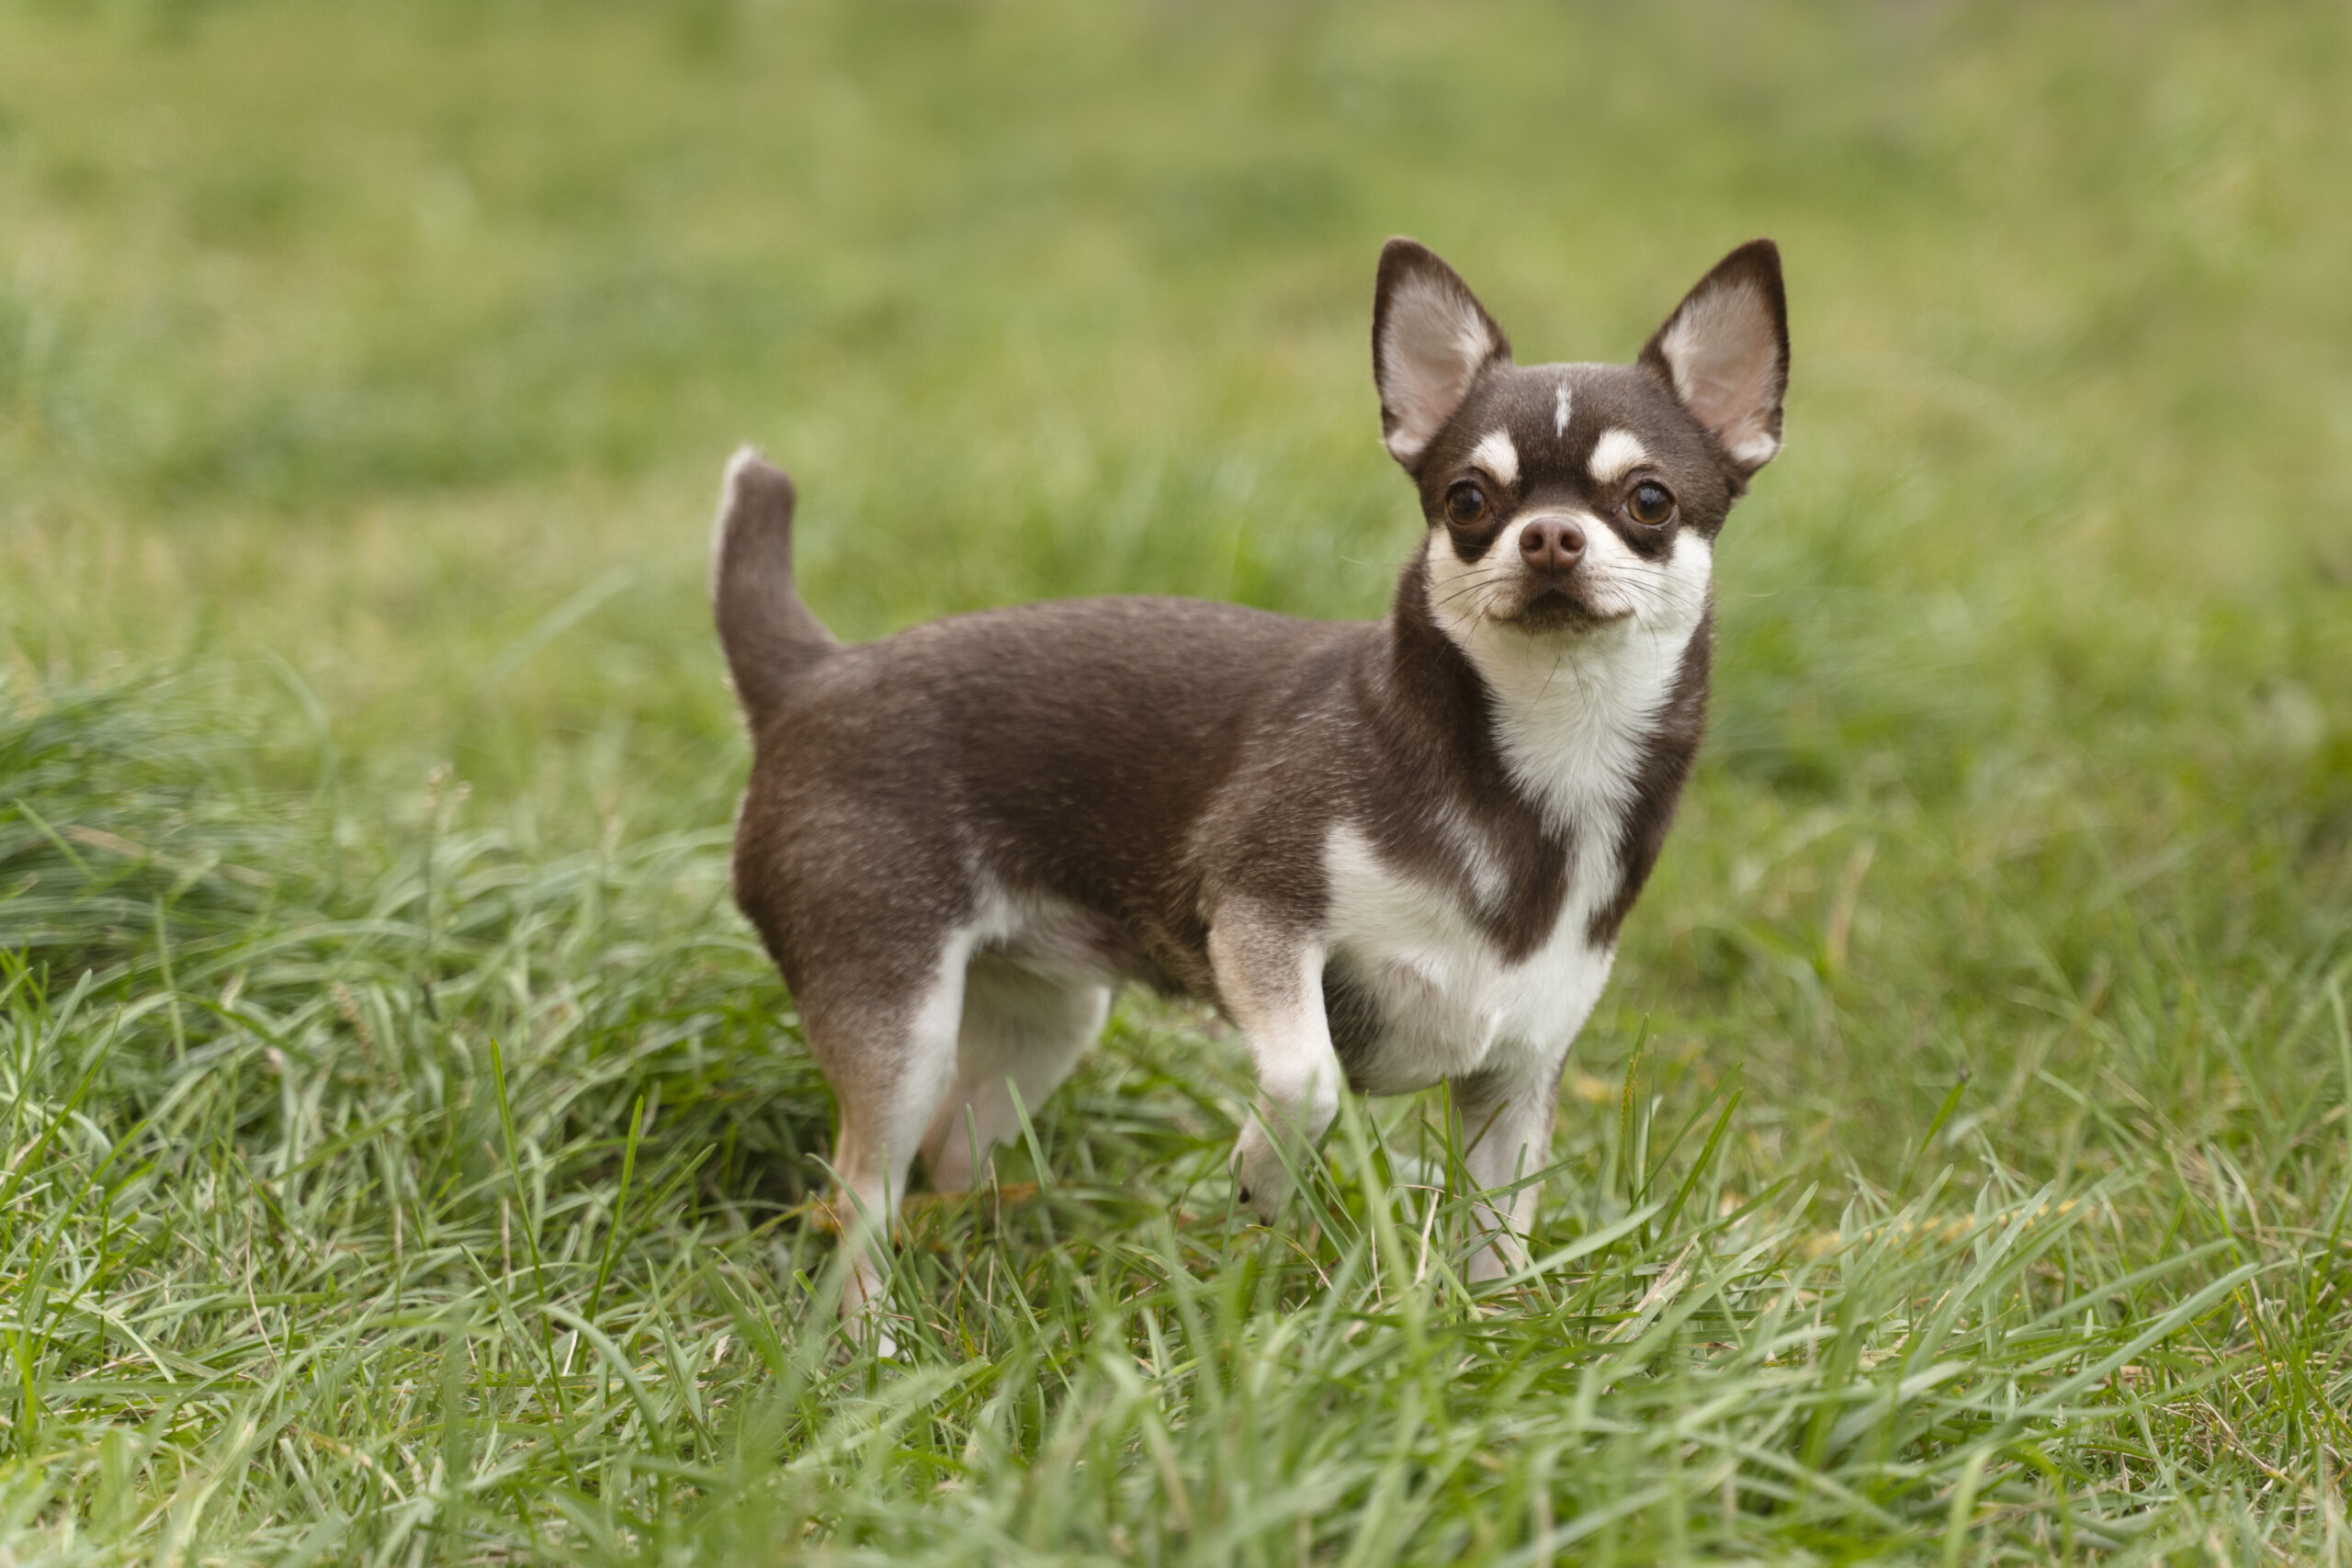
[1318, 527, 1712, 1095]
[1323, 820, 1618, 1093]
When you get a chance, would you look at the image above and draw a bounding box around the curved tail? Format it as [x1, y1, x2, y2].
[710, 446, 837, 721]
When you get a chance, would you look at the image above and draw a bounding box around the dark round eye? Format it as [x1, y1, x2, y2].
[1444, 482, 1487, 525]
[1627, 480, 1675, 526]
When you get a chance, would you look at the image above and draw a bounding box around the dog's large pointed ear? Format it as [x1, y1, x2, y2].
[1640, 240, 1788, 476]
[1374, 239, 1510, 469]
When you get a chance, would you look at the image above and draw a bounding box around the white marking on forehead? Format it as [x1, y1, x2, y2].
[1469, 430, 1520, 488]
[1553, 382, 1571, 437]
[1587, 428, 1650, 485]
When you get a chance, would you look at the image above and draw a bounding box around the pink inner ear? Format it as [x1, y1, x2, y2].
[1379, 276, 1498, 462]
[1660, 281, 1782, 468]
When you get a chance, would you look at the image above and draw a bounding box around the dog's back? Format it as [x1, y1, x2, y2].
[727, 581, 1370, 1001]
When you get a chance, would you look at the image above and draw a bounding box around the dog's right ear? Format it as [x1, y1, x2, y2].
[1639, 240, 1788, 478]
[1374, 239, 1510, 470]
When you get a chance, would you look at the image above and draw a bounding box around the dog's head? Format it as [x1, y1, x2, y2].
[1374, 239, 1786, 646]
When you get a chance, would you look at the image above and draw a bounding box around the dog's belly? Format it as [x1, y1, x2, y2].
[1322, 827, 1615, 1097]
[971, 884, 1222, 999]
[973, 887, 1141, 987]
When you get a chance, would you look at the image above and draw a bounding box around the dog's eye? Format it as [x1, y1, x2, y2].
[1626, 480, 1674, 526]
[1444, 482, 1487, 525]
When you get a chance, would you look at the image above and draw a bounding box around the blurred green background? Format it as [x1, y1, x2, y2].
[6, 0, 2343, 779]
[5, 0, 2346, 1145]
[3, 3, 2351, 1557]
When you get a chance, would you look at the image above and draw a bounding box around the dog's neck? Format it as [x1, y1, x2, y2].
[1383, 537, 1711, 842]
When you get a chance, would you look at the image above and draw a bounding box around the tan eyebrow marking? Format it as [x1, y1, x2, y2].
[1588, 428, 1650, 485]
[1469, 429, 1520, 488]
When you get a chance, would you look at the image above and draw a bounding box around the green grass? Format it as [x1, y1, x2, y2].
[4, 0, 2352, 1561]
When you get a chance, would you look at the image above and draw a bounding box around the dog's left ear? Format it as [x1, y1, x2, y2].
[1640, 240, 1788, 477]
[1374, 239, 1511, 469]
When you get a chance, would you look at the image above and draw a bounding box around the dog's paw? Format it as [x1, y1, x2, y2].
[1229, 1130, 1290, 1223]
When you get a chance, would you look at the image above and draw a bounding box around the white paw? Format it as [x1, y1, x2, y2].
[1464, 1225, 1530, 1286]
[1230, 1126, 1291, 1222]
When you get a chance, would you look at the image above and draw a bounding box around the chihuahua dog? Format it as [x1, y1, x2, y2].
[715, 239, 1786, 1318]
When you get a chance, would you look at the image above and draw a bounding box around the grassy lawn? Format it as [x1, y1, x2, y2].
[4, 0, 2351, 1561]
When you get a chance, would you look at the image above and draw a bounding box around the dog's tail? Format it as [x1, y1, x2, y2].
[711, 446, 837, 721]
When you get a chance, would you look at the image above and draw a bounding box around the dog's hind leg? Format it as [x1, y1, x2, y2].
[920, 955, 1111, 1193]
[802, 939, 971, 1335]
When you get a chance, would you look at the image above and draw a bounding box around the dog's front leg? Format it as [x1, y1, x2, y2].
[1451, 1055, 1566, 1284]
[1208, 910, 1339, 1223]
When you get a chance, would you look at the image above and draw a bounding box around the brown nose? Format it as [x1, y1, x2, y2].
[1518, 517, 1587, 572]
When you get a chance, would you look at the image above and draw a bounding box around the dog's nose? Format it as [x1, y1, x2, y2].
[1518, 517, 1587, 572]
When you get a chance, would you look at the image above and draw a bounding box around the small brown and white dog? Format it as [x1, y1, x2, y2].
[714, 239, 1787, 1321]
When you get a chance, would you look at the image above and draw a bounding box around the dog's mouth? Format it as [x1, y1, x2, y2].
[1500, 586, 1629, 635]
